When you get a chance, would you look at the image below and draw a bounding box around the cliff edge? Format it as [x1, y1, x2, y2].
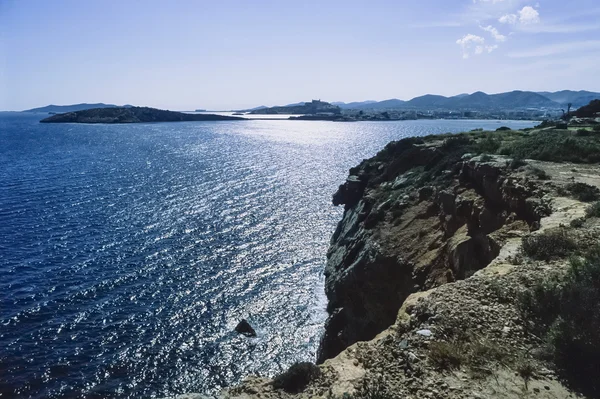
[179, 124, 600, 399]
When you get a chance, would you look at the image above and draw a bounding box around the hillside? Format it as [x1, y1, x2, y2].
[40, 107, 244, 123]
[574, 99, 600, 118]
[23, 103, 132, 113]
[537, 90, 600, 107]
[322, 90, 600, 111]
[249, 100, 341, 115]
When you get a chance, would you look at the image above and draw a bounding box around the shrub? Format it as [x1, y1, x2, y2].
[566, 182, 600, 202]
[516, 360, 536, 390]
[496, 126, 512, 131]
[594, 125, 600, 132]
[522, 228, 577, 261]
[441, 135, 472, 151]
[549, 254, 600, 396]
[476, 135, 501, 154]
[586, 202, 600, 218]
[570, 217, 585, 228]
[272, 362, 321, 393]
[576, 129, 592, 136]
[518, 249, 600, 396]
[479, 154, 493, 162]
[354, 378, 395, 399]
[500, 131, 600, 163]
[526, 166, 550, 180]
[510, 157, 527, 169]
[428, 341, 465, 370]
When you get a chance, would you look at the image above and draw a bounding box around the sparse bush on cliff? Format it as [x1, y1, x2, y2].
[509, 157, 527, 169]
[272, 362, 321, 393]
[522, 228, 577, 261]
[440, 135, 472, 151]
[526, 166, 551, 180]
[570, 217, 585, 228]
[499, 131, 600, 163]
[586, 201, 600, 218]
[475, 135, 501, 154]
[566, 182, 600, 202]
[429, 337, 508, 377]
[353, 377, 395, 399]
[519, 249, 600, 396]
[429, 341, 465, 370]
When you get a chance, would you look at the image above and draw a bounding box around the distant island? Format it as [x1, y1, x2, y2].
[24, 103, 133, 113]
[40, 107, 244, 124]
[250, 100, 341, 115]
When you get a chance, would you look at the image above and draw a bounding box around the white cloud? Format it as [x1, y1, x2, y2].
[499, 6, 540, 25]
[480, 25, 507, 41]
[499, 13, 518, 24]
[518, 6, 540, 24]
[456, 34, 497, 58]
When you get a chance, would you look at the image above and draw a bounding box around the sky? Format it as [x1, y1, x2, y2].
[1, 0, 599, 111]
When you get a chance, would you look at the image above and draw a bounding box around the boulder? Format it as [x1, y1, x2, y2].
[235, 319, 257, 337]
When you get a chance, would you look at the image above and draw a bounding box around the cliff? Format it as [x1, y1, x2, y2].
[39, 107, 244, 123]
[176, 126, 600, 399]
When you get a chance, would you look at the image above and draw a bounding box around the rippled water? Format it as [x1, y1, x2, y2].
[0, 113, 537, 398]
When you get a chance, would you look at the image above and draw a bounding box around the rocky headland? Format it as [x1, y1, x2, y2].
[250, 100, 341, 115]
[172, 120, 600, 399]
[39, 107, 244, 124]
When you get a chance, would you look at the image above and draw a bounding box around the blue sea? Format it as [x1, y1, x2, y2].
[0, 113, 537, 398]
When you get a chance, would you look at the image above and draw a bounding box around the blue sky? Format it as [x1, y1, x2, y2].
[1, 0, 599, 111]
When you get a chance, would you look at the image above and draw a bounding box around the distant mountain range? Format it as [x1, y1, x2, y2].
[23, 103, 133, 113]
[22, 90, 600, 115]
[332, 90, 600, 111]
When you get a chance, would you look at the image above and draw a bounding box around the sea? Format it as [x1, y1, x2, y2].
[0, 113, 537, 398]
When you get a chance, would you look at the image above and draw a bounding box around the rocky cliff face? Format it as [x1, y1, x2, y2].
[173, 128, 600, 399]
[318, 137, 550, 362]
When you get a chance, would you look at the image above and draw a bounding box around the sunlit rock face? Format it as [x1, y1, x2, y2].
[318, 139, 549, 363]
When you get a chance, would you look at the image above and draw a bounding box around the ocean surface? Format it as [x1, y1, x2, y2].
[0, 113, 537, 398]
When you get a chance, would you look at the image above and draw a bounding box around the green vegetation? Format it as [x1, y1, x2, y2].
[475, 135, 501, 154]
[574, 99, 600, 118]
[570, 217, 585, 228]
[516, 360, 536, 391]
[586, 201, 600, 218]
[509, 157, 527, 169]
[428, 337, 507, 376]
[428, 341, 464, 370]
[526, 166, 551, 180]
[353, 378, 395, 399]
[519, 247, 600, 396]
[272, 362, 321, 393]
[498, 131, 600, 163]
[566, 182, 600, 202]
[522, 228, 577, 261]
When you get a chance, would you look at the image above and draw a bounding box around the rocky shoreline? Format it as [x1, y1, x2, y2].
[173, 124, 600, 399]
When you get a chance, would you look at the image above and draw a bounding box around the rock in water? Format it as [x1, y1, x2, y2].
[235, 319, 256, 337]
